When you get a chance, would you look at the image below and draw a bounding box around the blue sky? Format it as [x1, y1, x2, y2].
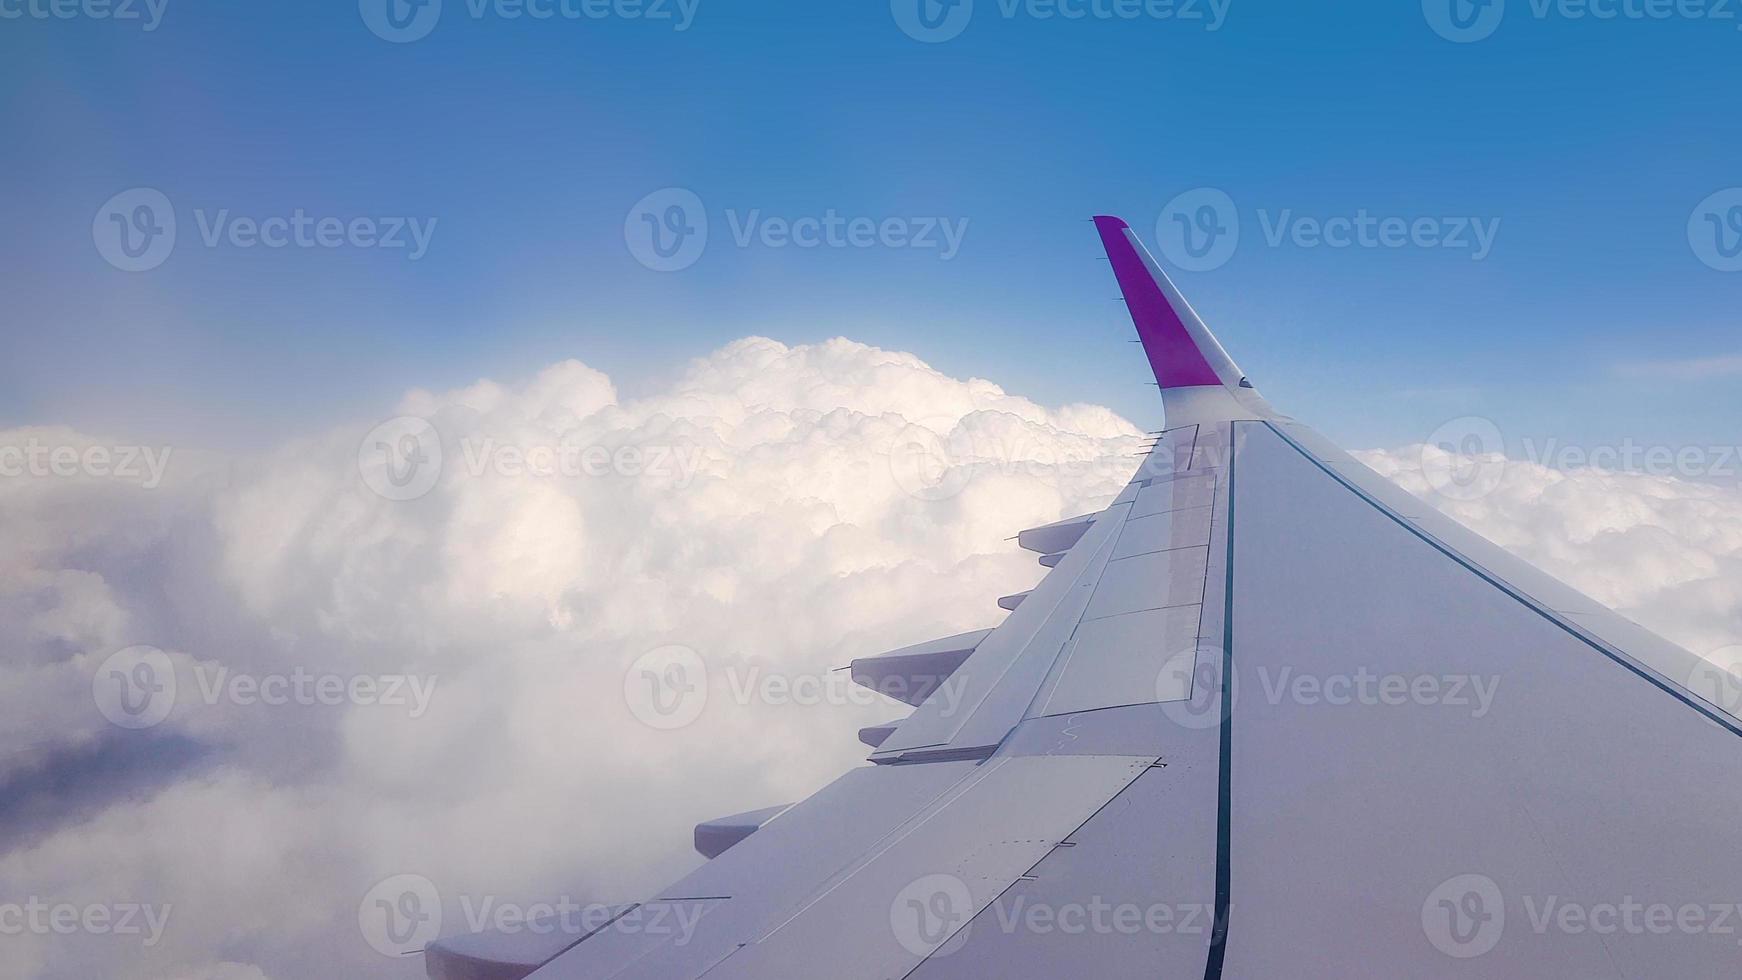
[4, 0, 1739, 456]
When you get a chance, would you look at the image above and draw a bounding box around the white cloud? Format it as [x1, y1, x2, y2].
[2, 338, 1740, 979]
[0, 337, 1140, 980]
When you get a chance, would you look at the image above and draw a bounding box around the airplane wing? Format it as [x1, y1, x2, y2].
[426, 216, 1742, 979]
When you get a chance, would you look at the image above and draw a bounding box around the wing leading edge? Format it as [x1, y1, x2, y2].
[427, 219, 1742, 980]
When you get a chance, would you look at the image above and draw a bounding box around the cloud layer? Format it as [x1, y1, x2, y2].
[0, 337, 1142, 980]
[3, 337, 1740, 979]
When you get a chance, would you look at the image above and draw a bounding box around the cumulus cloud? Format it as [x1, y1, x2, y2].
[2, 337, 1739, 980]
[0, 337, 1142, 980]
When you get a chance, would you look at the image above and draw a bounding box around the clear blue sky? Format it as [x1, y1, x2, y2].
[4, 0, 1739, 455]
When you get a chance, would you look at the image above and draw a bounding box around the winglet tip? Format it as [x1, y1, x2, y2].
[1092, 212, 1261, 411]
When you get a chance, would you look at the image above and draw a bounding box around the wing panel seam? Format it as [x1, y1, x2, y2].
[1201, 423, 1237, 980]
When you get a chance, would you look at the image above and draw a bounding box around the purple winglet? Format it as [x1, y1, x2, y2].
[1094, 215, 1224, 390]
